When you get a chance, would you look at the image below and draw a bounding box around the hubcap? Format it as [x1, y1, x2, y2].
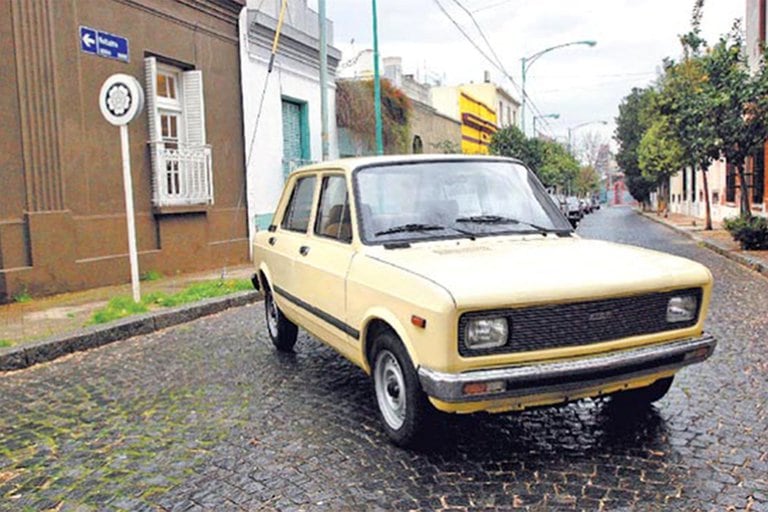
[374, 350, 406, 430]
[266, 293, 279, 338]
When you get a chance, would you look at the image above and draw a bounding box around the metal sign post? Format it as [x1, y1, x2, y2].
[99, 74, 144, 303]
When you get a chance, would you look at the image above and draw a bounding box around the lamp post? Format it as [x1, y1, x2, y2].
[533, 113, 560, 137]
[520, 40, 597, 136]
[568, 120, 608, 156]
[319, 0, 329, 160]
[372, 0, 384, 155]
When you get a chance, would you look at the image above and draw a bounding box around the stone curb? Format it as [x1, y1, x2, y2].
[637, 211, 768, 278]
[0, 290, 262, 373]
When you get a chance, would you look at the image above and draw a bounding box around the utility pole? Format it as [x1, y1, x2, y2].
[319, 0, 329, 160]
[372, 0, 384, 155]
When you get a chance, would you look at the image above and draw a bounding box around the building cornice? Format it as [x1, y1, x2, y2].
[246, 9, 341, 73]
[113, 0, 240, 44]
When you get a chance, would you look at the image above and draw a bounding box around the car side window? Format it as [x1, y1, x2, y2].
[314, 175, 352, 243]
[281, 176, 317, 233]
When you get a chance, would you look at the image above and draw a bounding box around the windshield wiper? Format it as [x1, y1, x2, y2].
[375, 223, 447, 236]
[375, 223, 476, 240]
[455, 215, 560, 233]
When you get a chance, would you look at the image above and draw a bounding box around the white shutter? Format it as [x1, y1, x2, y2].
[182, 70, 207, 145]
[144, 57, 161, 143]
[144, 57, 163, 205]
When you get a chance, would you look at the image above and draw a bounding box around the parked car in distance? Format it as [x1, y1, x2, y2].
[564, 196, 584, 228]
[252, 155, 717, 447]
[548, 193, 568, 218]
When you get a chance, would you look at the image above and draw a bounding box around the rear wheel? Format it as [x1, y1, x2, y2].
[371, 331, 433, 448]
[611, 376, 674, 406]
[264, 287, 298, 352]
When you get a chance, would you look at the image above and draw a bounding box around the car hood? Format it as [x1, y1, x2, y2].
[365, 236, 712, 309]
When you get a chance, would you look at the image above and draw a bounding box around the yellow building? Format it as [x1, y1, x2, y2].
[430, 87, 497, 154]
[458, 92, 497, 154]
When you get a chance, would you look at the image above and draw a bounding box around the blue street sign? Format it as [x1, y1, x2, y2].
[79, 26, 129, 63]
[79, 27, 97, 55]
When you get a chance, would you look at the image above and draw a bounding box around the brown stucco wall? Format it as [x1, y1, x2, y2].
[0, 0, 248, 302]
[409, 100, 462, 154]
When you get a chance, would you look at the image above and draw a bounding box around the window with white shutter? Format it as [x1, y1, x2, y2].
[144, 57, 213, 207]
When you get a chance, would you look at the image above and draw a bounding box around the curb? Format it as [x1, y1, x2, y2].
[637, 211, 768, 278]
[0, 290, 262, 373]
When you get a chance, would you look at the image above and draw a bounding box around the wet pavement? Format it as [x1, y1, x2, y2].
[0, 206, 766, 511]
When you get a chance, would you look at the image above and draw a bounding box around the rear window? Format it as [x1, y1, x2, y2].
[281, 176, 316, 233]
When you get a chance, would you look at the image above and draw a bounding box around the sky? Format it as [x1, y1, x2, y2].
[309, 0, 745, 149]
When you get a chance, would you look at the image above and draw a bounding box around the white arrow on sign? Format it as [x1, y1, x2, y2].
[82, 32, 96, 48]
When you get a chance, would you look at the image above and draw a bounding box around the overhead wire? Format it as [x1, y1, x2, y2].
[237, 0, 289, 261]
[432, 0, 558, 137]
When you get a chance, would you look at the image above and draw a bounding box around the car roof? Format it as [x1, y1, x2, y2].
[288, 154, 526, 177]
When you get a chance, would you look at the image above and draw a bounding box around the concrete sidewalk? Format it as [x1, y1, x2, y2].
[638, 210, 768, 278]
[0, 265, 258, 352]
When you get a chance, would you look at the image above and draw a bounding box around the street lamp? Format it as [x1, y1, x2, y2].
[533, 113, 560, 137]
[520, 40, 597, 135]
[568, 120, 608, 155]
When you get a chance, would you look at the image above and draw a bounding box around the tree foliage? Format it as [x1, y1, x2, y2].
[615, 87, 657, 203]
[638, 119, 684, 184]
[489, 126, 580, 190]
[617, 0, 768, 224]
[702, 21, 768, 215]
[574, 166, 600, 197]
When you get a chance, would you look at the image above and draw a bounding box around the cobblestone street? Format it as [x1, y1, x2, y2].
[1, 207, 766, 511]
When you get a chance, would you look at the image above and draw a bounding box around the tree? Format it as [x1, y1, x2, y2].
[703, 21, 768, 217]
[578, 131, 607, 169]
[538, 139, 580, 191]
[574, 166, 600, 197]
[656, 0, 720, 229]
[638, 119, 684, 214]
[489, 126, 541, 170]
[615, 87, 657, 204]
[490, 126, 579, 191]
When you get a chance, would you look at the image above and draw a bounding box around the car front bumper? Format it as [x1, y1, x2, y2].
[418, 334, 716, 403]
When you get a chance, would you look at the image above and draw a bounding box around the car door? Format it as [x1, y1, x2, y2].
[291, 172, 358, 354]
[268, 174, 318, 323]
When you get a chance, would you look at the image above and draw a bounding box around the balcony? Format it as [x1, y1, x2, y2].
[150, 143, 213, 207]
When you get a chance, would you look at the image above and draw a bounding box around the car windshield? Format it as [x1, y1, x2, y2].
[355, 160, 572, 244]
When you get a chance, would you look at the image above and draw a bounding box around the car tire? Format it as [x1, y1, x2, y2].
[371, 330, 433, 448]
[611, 376, 674, 406]
[264, 287, 298, 352]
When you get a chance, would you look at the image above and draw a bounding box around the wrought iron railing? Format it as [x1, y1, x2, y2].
[150, 143, 213, 206]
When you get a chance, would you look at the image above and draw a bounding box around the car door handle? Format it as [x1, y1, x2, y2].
[299, 245, 310, 256]
[268, 237, 276, 246]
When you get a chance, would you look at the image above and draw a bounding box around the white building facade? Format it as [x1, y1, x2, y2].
[239, 0, 341, 246]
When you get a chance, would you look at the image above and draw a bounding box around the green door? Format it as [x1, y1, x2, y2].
[282, 99, 309, 178]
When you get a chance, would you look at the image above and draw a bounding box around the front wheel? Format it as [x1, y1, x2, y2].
[371, 331, 433, 447]
[264, 288, 298, 352]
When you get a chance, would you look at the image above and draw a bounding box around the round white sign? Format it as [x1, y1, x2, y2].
[99, 73, 144, 126]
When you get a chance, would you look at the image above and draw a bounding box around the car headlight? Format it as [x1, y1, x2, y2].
[667, 295, 698, 323]
[465, 317, 509, 349]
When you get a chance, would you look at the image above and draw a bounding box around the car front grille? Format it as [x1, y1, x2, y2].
[458, 288, 703, 357]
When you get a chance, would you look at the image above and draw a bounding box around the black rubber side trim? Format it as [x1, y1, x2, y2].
[273, 286, 360, 340]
